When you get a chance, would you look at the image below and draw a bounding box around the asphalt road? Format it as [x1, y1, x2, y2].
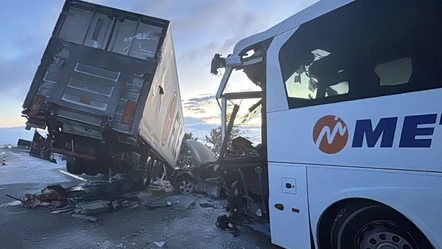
[0, 149, 278, 249]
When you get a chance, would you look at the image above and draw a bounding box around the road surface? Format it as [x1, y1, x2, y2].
[0, 149, 278, 249]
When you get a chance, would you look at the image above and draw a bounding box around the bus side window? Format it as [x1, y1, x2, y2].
[278, 0, 442, 109]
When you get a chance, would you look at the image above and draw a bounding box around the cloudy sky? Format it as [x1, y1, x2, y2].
[0, 0, 317, 144]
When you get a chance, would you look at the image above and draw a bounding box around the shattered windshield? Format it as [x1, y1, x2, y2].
[285, 49, 349, 100]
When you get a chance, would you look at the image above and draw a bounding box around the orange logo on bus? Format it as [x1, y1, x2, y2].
[162, 92, 177, 146]
[313, 115, 348, 154]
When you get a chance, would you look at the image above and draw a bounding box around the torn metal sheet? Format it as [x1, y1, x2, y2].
[75, 200, 110, 214]
[72, 214, 98, 222]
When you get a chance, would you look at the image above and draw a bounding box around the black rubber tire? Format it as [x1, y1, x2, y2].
[66, 160, 83, 175]
[133, 172, 151, 190]
[176, 175, 196, 195]
[330, 204, 433, 249]
[84, 167, 98, 176]
[77, 159, 98, 176]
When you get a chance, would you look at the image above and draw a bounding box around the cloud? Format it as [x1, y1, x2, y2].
[183, 94, 220, 123]
[0, 1, 62, 101]
[0, 51, 42, 100]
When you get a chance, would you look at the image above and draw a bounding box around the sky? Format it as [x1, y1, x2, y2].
[0, 0, 317, 144]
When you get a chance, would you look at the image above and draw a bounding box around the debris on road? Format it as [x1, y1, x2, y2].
[199, 201, 216, 208]
[154, 241, 166, 247]
[72, 214, 98, 222]
[75, 200, 110, 215]
[50, 209, 70, 214]
[122, 233, 140, 240]
[216, 214, 239, 234]
[147, 200, 176, 210]
[0, 200, 22, 208]
[5, 177, 186, 221]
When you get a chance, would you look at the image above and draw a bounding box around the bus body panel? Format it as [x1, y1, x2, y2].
[268, 163, 312, 249]
[306, 166, 442, 248]
[267, 89, 442, 173]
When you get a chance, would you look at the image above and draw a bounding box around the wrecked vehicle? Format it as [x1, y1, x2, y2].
[170, 140, 223, 198]
[21, 0, 184, 185]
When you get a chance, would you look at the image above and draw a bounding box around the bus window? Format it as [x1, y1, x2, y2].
[279, 0, 442, 109]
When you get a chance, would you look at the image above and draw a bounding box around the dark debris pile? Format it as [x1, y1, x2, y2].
[6, 179, 143, 221]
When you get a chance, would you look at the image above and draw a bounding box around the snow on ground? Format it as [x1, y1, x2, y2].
[0, 149, 77, 187]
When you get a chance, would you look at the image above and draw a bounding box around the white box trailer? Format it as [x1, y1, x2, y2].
[22, 0, 184, 184]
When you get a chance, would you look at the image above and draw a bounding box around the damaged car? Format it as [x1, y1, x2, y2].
[169, 140, 223, 198]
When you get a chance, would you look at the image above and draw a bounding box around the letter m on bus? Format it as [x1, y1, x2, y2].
[352, 117, 398, 148]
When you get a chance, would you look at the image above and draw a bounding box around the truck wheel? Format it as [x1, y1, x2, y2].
[134, 173, 151, 190]
[66, 160, 83, 175]
[84, 167, 98, 176]
[330, 204, 432, 249]
[176, 175, 195, 195]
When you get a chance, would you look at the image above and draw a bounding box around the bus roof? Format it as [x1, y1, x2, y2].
[232, 0, 353, 56]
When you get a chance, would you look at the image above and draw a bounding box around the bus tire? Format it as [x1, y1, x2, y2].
[330, 204, 432, 249]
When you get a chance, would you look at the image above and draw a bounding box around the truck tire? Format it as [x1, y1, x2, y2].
[84, 166, 98, 176]
[330, 204, 432, 249]
[134, 173, 150, 190]
[66, 160, 83, 175]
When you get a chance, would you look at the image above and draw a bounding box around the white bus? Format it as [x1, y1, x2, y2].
[212, 0, 442, 248]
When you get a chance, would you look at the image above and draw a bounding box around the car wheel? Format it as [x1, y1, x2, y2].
[330, 204, 433, 249]
[177, 175, 195, 195]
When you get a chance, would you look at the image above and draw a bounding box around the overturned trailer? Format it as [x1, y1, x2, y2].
[21, 0, 184, 185]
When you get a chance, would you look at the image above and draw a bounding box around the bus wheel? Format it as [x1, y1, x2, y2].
[330, 204, 432, 249]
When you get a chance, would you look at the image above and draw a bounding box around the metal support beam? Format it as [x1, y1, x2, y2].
[219, 104, 240, 160]
[216, 67, 232, 99]
[221, 97, 227, 141]
[222, 91, 262, 100]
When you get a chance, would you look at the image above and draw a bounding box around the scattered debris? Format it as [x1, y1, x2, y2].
[166, 201, 172, 206]
[199, 201, 216, 208]
[51, 209, 70, 214]
[122, 233, 141, 240]
[128, 203, 139, 209]
[51, 201, 63, 207]
[5, 194, 24, 203]
[147, 201, 172, 210]
[150, 188, 166, 197]
[186, 198, 198, 210]
[216, 214, 239, 234]
[31, 199, 42, 208]
[75, 200, 110, 215]
[112, 200, 119, 210]
[0, 200, 23, 208]
[154, 241, 166, 247]
[40, 202, 51, 207]
[72, 214, 98, 222]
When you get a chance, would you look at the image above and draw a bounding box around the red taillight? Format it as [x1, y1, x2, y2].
[79, 97, 92, 105]
[121, 100, 136, 125]
[28, 94, 46, 117]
